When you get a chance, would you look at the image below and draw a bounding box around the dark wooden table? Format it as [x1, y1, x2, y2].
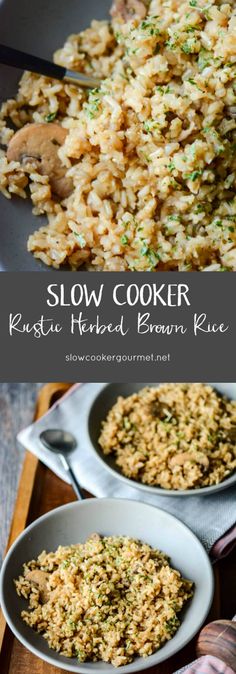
[0, 383, 41, 565]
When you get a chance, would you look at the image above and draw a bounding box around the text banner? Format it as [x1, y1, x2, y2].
[0, 272, 235, 382]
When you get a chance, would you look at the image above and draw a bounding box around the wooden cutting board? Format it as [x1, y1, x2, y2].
[0, 383, 235, 674]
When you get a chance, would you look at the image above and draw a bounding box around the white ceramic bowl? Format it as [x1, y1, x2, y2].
[0, 498, 214, 673]
[87, 382, 236, 496]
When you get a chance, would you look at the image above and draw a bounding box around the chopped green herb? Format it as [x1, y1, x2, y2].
[76, 649, 86, 661]
[115, 31, 122, 43]
[185, 169, 203, 181]
[181, 39, 196, 54]
[120, 234, 129, 245]
[140, 243, 149, 256]
[187, 78, 202, 90]
[166, 616, 180, 633]
[61, 559, 70, 568]
[125, 46, 138, 55]
[68, 620, 77, 630]
[140, 19, 160, 36]
[165, 37, 177, 50]
[201, 5, 212, 20]
[141, 151, 152, 163]
[140, 244, 160, 267]
[185, 25, 198, 33]
[198, 49, 212, 72]
[144, 119, 160, 133]
[44, 112, 57, 123]
[85, 88, 101, 119]
[123, 416, 131, 430]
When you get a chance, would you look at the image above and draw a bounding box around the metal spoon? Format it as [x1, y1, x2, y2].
[0, 44, 101, 89]
[39, 429, 84, 500]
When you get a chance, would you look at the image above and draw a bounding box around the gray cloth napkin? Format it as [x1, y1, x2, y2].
[17, 383, 236, 553]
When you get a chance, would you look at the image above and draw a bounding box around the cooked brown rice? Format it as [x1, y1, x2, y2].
[99, 384, 236, 489]
[2, 1, 236, 269]
[15, 533, 193, 667]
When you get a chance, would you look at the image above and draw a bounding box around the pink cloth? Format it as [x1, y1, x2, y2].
[211, 524, 236, 560]
[176, 655, 236, 674]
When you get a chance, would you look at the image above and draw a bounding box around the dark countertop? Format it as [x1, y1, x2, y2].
[0, 383, 41, 565]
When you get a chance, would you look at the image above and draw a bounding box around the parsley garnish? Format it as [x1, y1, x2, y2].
[140, 244, 161, 268]
[198, 49, 213, 72]
[181, 39, 196, 54]
[144, 120, 159, 133]
[185, 170, 203, 181]
[85, 88, 101, 119]
[44, 112, 57, 122]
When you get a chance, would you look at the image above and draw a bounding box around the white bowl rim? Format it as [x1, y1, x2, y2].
[86, 383, 236, 497]
[0, 498, 214, 674]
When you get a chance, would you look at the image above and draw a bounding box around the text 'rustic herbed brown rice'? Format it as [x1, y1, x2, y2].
[15, 534, 193, 667]
[1, 0, 236, 270]
[99, 384, 236, 489]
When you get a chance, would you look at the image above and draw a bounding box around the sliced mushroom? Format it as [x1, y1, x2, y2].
[227, 425, 236, 441]
[7, 123, 73, 199]
[25, 569, 50, 604]
[110, 0, 148, 21]
[88, 533, 101, 542]
[226, 106, 236, 119]
[169, 452, 209, 469]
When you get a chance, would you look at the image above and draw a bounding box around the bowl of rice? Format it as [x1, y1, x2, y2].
[88, 382, 236, 495]
[0, 498, 213, 672]
[1, 0, 236, 270]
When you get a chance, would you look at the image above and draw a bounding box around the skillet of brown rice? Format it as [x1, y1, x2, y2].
[1, 0, 236, 270]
